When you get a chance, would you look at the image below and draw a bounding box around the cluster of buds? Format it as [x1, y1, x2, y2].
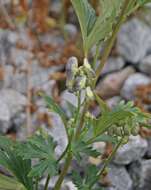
[66, 57, 95, 100]
[108, 117, 140, 137]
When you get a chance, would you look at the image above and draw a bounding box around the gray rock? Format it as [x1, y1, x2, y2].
[47, 113, 68, 158]
[0, 89, 26, 133]
[10, 48, 34, 68]
[0, 99, 10, 133]
[0, 89, 27, 117]
[12, 61, 62, 94]
[102, 57, 125, 75]
[146, 137, 151, 158]
[106, 96, 122, 109]
[121, 73, 151, 100]
[62, 181, 77, 190]
[64, 24, 77, 39]
[129, 159, 151, 190]
[105, 164, 132, 190]
[61, 90, 85, 116]
[11, 72, 27, 94]
[96, 67, 135, 99]
[117, 18, 151, 63]
[113, 135, 148, 165]
[40, 177, 77, 190]
[1, 0, 11, 5]
[0, 29, 12, 65]
[3, 65, 14, 88]
[139, 55, 151, 75]
[39, 33, 64, 47]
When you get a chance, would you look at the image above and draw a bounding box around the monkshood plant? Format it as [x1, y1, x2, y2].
[0, 0, 151, 190]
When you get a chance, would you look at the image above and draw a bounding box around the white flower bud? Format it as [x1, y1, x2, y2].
[66, 57, 78, 76]
[83, 58, 95, 78]
[66, 57, 78, 91]
[86, 86, 94, 100]
[84, 58, 91, 70]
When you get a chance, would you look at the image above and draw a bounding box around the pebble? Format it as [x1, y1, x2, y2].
[139, 55, 151, 75]
[121, 73, 151, 100]
[113, 135, 148, 165]
[96, 67, 135, 99]
[117, 18, 151, 63]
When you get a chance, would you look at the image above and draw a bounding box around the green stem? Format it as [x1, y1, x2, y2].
[75, 102, 89, 139]
[96, 0, 132, 79]
[54, 92, 82, 189]
[44, 175, 51, 190]
[35, 178, 39, 190]
[90, 138, 124, 189]
[99, 138, 124, 177]
[54, 153, 72, 190]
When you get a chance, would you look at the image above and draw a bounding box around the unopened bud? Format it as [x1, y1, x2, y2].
[74, 75, 87, 91]
[66, 57, 78, 91]
[85, 112, 95, 120]
[83, 58, 95, 78]
[131, 124, 139, 136]
[84, 58, 91, 70]
[86, 86, 94, 100]
[123, 124, 130, 136]
[66, 57, 78, 76]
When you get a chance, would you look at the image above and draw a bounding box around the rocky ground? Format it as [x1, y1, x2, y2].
[0, 1, 151, 190]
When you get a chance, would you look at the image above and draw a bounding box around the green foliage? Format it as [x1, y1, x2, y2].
[1, 1, 151, 189]
[44, 95, 67, 126]
[0, 136, 33, 190]
[16, 133, 58, 178]
[72, 165, 100, 190]
[71, 0, 151, 55]
[94, 101, 150, 137]
[0, 174, 26, 190]
[71, 138, 100, 161]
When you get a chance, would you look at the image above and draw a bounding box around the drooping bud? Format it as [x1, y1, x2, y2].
[66, 57, 78, 91]
[66, 57, 78, 76]
[86, 86, 94, 100]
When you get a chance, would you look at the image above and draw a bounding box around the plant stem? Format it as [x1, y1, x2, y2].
[35, 178, 39, 190]
[75, 102, 89, 139]
[96, 0, 132, 79]
[54, 92, 82, 189]
[44, 175, 51, 190]
[54, 153, 72, 190]
[99, 138, 124, 177]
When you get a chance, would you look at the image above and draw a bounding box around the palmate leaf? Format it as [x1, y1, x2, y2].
[72, 165, 100, 190]
[71, 0, 124, 54]
[71, 139, 100, 161]
[0, 136, 33, 190]
[94, 101, 151, 137]
[72, 0, 151, 54]
[44, 95, 67, 126]
[79, 121, 118, 145]
[16, 133, 58, 178]
[71, 0, 96, 52]
[87, 0, 124, 51]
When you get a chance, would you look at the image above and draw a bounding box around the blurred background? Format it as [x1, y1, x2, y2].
[0, 0, 151, 189]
